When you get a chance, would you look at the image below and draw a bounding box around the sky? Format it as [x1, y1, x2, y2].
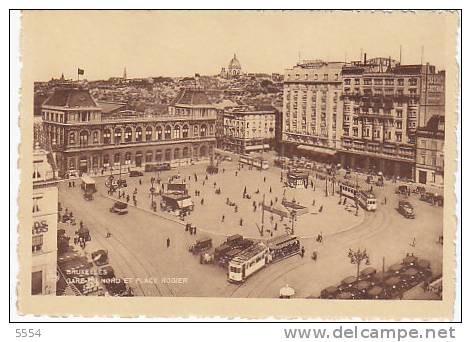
[21, 10, 458, 81]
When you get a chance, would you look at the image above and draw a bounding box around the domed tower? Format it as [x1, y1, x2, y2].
[227, 53, 242, 78]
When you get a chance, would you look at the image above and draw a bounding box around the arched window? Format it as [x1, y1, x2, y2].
[173, 125, 181, 139]
[69, 132, 76, 145]
[193, 125, 199, 136]
[164, 125, 171, 140]
[79, 131, 89, 146]
[182, 125, 189, 138]
[92, 131, 99, 144]
[103, 129, 111, 144]
[124, 127, 132, 142]
[174, 148, 180, 159]
[114, 153, 120, 164]
[124, 152, 132, 165]
[200, 145, 208, 157]
[156, 126, 163, 140]
[114, 128, 122, 144]
[103, 154, 109, 166]
[135, 127, 142, 142]
[200, 124, 207, 137]
[209, 125, 214, 135]
[145, 126, 153, 141]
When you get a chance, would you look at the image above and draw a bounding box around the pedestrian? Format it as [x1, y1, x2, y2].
[139, 179, 142, 185]
[318, 205, 323, 213]
[263, 176, 266, 183]
[240, 218, 243, 226]
[343, 197, 347, 205]
[205, 174, 208, 181]
[222, 214, 225, 223]
[312, 251, 318, 262]
[213, 182, 216, 188]
[235, 171, 238, 176]
[166, 237, 170, 248]
[301, 246, 305, 258]
[384, 196, 387, 205]
[203, 181, 205, 186]
[72, 181, 75, 187]
[312, 199, 316, 206]
[270, 200, 273, 207]
[193, 226, 197, 235]
[126, 194, 130, 203]
[201, 198, 204, 205]
[68, 181, 71, 188]
[74, 236, 78, 245]
[274, 223, 278, 231]
[269, 186, 272, 193]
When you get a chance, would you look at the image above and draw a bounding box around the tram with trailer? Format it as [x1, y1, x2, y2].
[339, 181, 377, 211]
[239, 154, 269, 170]
[228, 242, 270, 283]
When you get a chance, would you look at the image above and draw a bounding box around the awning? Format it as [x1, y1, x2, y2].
[297, 145, 336, 156]
[178, 198, 193, 208]
[245, 144, 269, 151]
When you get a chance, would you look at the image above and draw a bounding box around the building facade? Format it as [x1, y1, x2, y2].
[32, 143, 58, 295]
[42, 87, 216, 175]
[415, 115, 445, 186]
[339, 56, 445, 179]
[222, 106, 276, 154]
[281, 60, 344, 162]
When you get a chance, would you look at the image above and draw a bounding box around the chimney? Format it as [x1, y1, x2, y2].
[364, 53, 367, 64]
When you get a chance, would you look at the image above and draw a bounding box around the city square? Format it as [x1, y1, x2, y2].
[56, 151, 444, 298]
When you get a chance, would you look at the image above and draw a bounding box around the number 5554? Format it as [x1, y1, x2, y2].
[15, 329, 41, 338]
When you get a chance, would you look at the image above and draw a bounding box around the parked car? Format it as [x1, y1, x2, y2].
[129, 170, 144, 177]
[395, 185, 409, 195]
[189, 237, 213, 255]
[398, 200, 415, 218]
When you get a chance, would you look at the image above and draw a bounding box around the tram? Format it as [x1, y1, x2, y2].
[339, 181, 377, 211]
[239, 155, 269, 170]
[267, 234, 300, 262]
[227, 242, 270, 283]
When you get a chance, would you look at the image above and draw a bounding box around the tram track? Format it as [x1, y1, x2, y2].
[61, 190, 174, 297]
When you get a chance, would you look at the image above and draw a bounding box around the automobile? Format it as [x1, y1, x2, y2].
[354, 280, 373, 298]
[92, 250, 109, 266]
[367, 285, 387, 299]
[384, 276, 403, 297]
[65, 170, 79, 179]
[337, 276, 357, 292]
[189, 237, 213, 255]
[110, 201, 128, 215]
[359, 266, 377, 280]
[413, 186, 426, 194]
[117, 179, 127, 187]
[320, 286, 338, 299]
[395, 185, 409, 195]
[398, 200, 415, 218]
[388, 263, 405, 275]
[400, 267, 422, 288]
[129, 170, 144, 177]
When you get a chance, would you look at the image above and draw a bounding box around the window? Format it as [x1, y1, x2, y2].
[182, 147, 189, 158]
[396, 133, 402, 142]
[93, 131, 99, 144]
[164, 149, 171, 161]
[396, 121, 403, 129]
[193, 125, 199, 136]
[103, 129, 111, 144]
[125, 127, 132, 142]
[155, 150, 163, 162]
[146, 151, 153, 163]
[397, 79, 404, 86]
[32, 234, 44, 252]
[103, 154, 109, 165]
[32, 196, 41, 213]
[174, 148, 180, 159]
[114, 153, 120, 164]
[396, 110, 403, 118]
[173, 125, 181, 139]
[135, 127, 142, 142]
[156, 126, 163, 140]
[200, 125, 207, 137]
[114, 128, 122, 144]
[69, 132, 76, 144]
[146, 126, 153, 141]
[79, 131, 89, 146]
[182, 125, 189, 138]
[164, 125, 171, 140]
[125, 152, 132, 165]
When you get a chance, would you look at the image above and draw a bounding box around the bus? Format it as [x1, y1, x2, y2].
[228, 242, 270, 283]
[339, 181, 377, 211]
[80, 175, 96, 193]
[267, 234, 300, 262]
[239, 154, 269, 170]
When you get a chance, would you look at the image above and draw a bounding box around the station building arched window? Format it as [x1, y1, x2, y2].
[124, 152, 132, 165]
[182, 125, 189, 138]
[145, 126, 153, 142]
[79, 130, 89, 146]
[156, 126, 163, 140]
[69, 132, 76, 145]
[174, 148, 180, 159]
[146, 151, 153, 163]
[164, 149, 171, 161]
[164, 125, 172, 140]
[124, 127, 132, 143]
[114, 153, 120, 164]
[182, 146, 189, 158]
[114, 128, 122, 144]
[155, 150, 163, 162]
[103, 129, 111, 144]
[200, 124, 207, 137]
[173, 125, 181, 139]
[135, 127, 142, 142]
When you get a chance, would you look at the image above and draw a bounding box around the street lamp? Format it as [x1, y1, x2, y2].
[149, 178, 156, 211]
[290, 210, 296, 235]
[348, 248, 370, 281]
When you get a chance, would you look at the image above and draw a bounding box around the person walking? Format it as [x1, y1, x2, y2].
[300, 246, 305, 258]
[221, 214, 225, 223]
[318, 205, 323, 213]
[263, 176, 266, 183]
[200, 198, 204, 205]
[139, 179, 142, 185]
[166, 237, 170, 248]
[269, 186, 272, 193]
[72, 181, 75, 187]
[126, 194, 130, 203]
[239, 218, 243, 227]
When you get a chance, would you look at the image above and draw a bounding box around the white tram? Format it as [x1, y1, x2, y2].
[239, 155, 269, 170]
[339, 181, 377, 211]
[228, 242, 270, 283]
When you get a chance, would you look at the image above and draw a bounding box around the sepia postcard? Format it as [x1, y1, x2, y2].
[15, 10, 460, 319]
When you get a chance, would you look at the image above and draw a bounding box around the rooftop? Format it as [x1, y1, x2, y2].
[43, 87, 98, 108]
[171, 88, 213, 106]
